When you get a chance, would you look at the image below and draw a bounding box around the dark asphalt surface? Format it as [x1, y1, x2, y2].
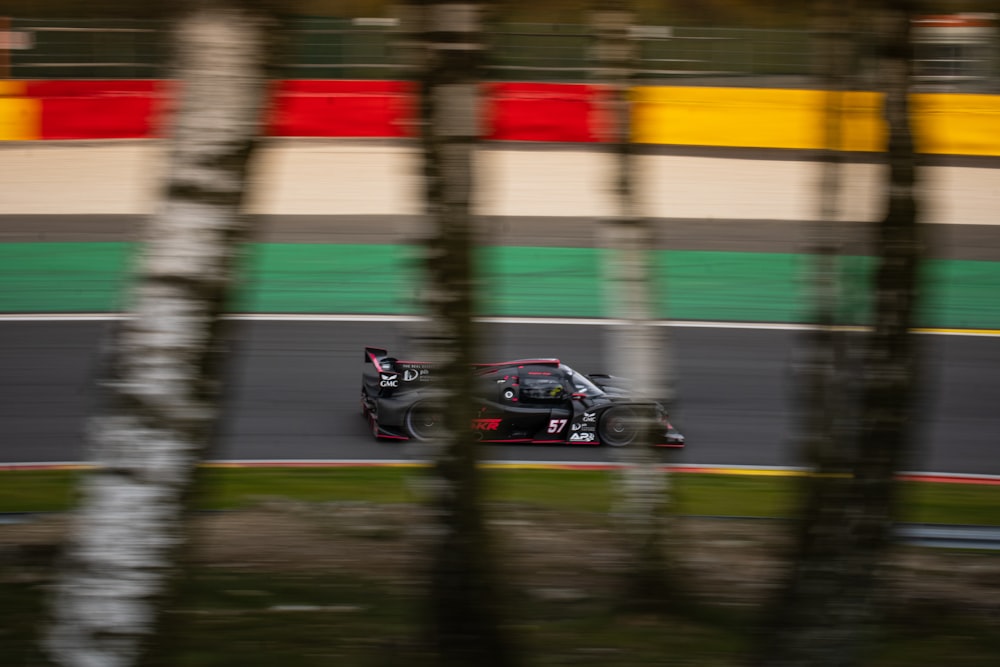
[1, 320, 997, 475]
[4, 214, 1000, 260]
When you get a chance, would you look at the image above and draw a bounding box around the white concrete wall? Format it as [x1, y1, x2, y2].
[1, 139, 997, 224]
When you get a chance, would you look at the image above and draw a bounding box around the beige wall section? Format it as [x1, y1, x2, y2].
[479, 148, 617, 219]
[0, 140, 997, 225]
[0, 142, 163, 214]
[922, 165, 1000, 228]
[245, 142, 422, 216]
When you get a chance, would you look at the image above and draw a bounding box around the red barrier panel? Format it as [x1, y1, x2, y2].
[24, 80, 161, 97]
[267, 80, 610, 141]
[486, 82, 611, 142]
[37, 95, 163, 140]
[266, 80, 414, 137]
[20, 79, 609, 142]
[27, 80, 167, 140]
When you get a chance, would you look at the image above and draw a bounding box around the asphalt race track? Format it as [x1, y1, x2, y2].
[1, 319, 998, 476]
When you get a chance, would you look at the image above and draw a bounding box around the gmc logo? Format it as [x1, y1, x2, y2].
[379, 373, 399, 388]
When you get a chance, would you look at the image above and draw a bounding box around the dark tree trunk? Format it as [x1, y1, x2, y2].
[842, 0, 924, 647]
[403, 2, 516, 666]
[751, 2, 922, 666]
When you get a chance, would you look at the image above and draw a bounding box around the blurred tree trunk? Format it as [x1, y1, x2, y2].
[843, 0, 924, 647]
[750, 1, 859, 663]
[591, 0, 676, 609]
[401, 2, 516, 666]
[44, 2, 275, 666]
[751, 2, 922, 666]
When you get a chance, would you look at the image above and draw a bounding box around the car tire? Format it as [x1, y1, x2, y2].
[598, 407, 640, 447]
[405, 402, 444, 441]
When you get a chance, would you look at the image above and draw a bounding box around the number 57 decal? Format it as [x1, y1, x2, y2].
[547, 419, 567, 434]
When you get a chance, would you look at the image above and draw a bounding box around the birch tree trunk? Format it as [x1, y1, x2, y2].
[402, 2, 515, 666]
[45, 2, 274, 666]
[591, 0, 675, 609]
[751, 2, 922, 665]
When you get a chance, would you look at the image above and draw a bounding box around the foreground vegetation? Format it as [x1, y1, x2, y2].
[2, 467, 999, 666]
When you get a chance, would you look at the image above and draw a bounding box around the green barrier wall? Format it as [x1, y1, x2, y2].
[1, 242, 999, 329]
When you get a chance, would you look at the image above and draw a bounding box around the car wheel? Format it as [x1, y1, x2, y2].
[405, 403, 444, 441]
[598, 407, 640, 447]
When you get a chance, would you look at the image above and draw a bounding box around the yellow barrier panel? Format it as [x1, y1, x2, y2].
[632, 86, 1000, 156]
[915, 93, 1000, 156]
[0, 81, 27, 95]
[0, 81, 39, 141]
[632, 87, 884, 151]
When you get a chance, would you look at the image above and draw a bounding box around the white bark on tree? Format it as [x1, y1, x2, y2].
[592, 0, 675, 607]
[44, 3, 273, 666]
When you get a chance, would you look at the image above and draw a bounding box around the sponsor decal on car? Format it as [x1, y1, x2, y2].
[379, 373, 399, 388]
[582, 411, 597, 423]
[547, 418, 567, 434]
[472, 418, 502, 431]
[569, 431, 596, 442]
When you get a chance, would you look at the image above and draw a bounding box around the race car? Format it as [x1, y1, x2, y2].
[361, 346, 685, 447]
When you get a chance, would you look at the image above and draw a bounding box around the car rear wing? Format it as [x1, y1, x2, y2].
[365, 346, 389, 369]
[364, 346, 432, 397]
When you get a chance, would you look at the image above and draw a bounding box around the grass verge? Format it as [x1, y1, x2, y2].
[1, 466, 998, 524]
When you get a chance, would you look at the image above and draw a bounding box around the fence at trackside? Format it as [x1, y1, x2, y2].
[3, 16, 998, 89]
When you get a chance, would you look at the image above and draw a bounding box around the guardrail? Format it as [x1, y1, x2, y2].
[896, 524, 1000, 550]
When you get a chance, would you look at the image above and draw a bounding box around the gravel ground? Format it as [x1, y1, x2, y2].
[4, 501, 1000, 619]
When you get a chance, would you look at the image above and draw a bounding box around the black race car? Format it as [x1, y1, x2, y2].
[361, 346, 685, 447]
